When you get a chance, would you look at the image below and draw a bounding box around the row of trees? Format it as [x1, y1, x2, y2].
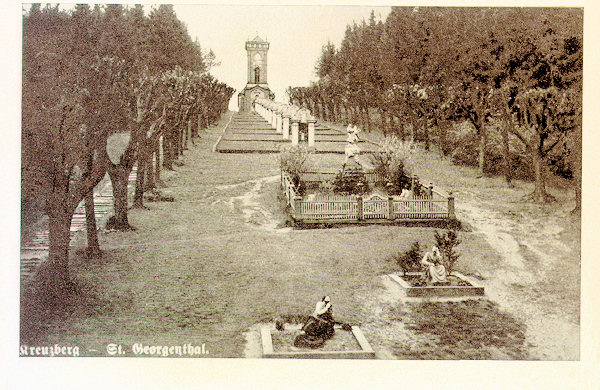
[287, 7, 582, 207]
[22, 4, 234, 296]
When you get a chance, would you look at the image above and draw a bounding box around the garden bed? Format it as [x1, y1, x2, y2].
[261, 324, 375, 359]
[388, 271, 484, 298]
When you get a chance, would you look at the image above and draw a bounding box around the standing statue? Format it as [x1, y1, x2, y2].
[344, 124, 361, 165]
[294, 296, 335, 348]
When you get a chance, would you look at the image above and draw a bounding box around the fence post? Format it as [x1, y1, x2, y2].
[357, 196, 363, 221]
[448, 192, 455, 219]
[388, 196, 394, 220]
[294, 196, 302, 220]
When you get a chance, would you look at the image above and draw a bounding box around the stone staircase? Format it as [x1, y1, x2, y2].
[215, 111, 379, 154]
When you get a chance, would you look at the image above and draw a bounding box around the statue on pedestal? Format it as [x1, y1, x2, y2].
[344, 125, 361, 165]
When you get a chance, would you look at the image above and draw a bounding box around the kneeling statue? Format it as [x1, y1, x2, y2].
[294, 296, 335, 348]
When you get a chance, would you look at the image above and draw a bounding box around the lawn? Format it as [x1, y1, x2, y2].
[20, 112, 535, 359]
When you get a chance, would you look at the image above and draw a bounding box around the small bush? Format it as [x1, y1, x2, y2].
[392, 241, 423, 276]
[370, 137, 414, 194]
[318, 179, 334, 194]
[434, 230, 461, 274]
[332, 162, 370, 195]
[280, 144, 312, 182]
[280, 145, 312, 195]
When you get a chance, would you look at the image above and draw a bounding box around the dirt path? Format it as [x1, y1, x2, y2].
[344, 124, 581, 360]
[455, 193, 579, 360]
[23, 113, 579, 361]
[212, 118, 579, 360]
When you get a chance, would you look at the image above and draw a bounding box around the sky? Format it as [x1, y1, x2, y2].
[173, 5, 391, 110]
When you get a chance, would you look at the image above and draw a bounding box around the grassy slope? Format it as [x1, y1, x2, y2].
[21, 112, 530, 359]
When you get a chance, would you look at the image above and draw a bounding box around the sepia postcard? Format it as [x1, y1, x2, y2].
[2, 0, 600, 389]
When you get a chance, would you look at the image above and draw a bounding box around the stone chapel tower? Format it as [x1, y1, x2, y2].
[238, 35, 274, 112]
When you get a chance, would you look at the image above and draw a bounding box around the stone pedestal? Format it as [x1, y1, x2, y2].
[308, 120, 316, 147]
[271, 110, 277, 129]
[282, 116, 290, 140]
[291, 121, 299, 145]
[276, 113, 282, 134]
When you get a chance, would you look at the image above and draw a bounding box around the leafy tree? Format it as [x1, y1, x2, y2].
[496, 8, 582, 201]
[21, 4, 234, 294]
[289, 6, 582, 204]
[369, 137, 414, 194]
[22, 7, 111, 293]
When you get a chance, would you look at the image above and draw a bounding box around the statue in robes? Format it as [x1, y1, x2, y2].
[344, 125, 361, 165]
[421, 246, 448, 284]
[294, 296, 335, 348]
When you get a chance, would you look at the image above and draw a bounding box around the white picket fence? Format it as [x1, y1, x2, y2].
[281, 172, 454, 223]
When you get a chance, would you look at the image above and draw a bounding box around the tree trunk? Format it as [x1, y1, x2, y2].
[424, 117, 430, 151]
[84, 190, 101, 257]
[437, 118, 447, 156]
[108, 166, 134, 230]
[394, 115, 404, 140]
[133, 147, 146, 208]
[378, 108, 387, 136]
[196, 113, 201, 137]
[155, 136, 162, 186]
[330, 102, 338, 122]
[477, 123, 487, 177]
[573, 130, 581, 213]
[502, 122, 513, 186]
[46, 192, 74, 294]
[163, 131, 174, 170]
[407, 112, 417, 143]
[531, 140, 548, 202]
[176, 125, 183, 157]
[573, 165, 581, 213]
[146, 148, 156, 191]
[182, 121, 188, 151]
[362, 106, 371, 132]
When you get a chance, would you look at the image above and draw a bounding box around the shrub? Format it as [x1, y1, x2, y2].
[392, 241, 423, 276]
[332, 162, 369, 195]
[434, 230, 461, 274]
[318, 179, 334, 194]
[370, 137, 414, 194]
[280, 144, 312, 193]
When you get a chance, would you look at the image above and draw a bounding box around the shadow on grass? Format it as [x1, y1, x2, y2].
[20, 254, 130, 345]
[291, 219, 467, 231]
[389, 300, 528, 360]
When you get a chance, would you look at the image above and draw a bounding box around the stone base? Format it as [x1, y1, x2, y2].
[261, 324, 375, 359]
[388, 272, 485, 298]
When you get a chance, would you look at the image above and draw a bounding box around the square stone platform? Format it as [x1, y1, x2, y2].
[261, 324, 375, 359]
[388, 272, 485, 298]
